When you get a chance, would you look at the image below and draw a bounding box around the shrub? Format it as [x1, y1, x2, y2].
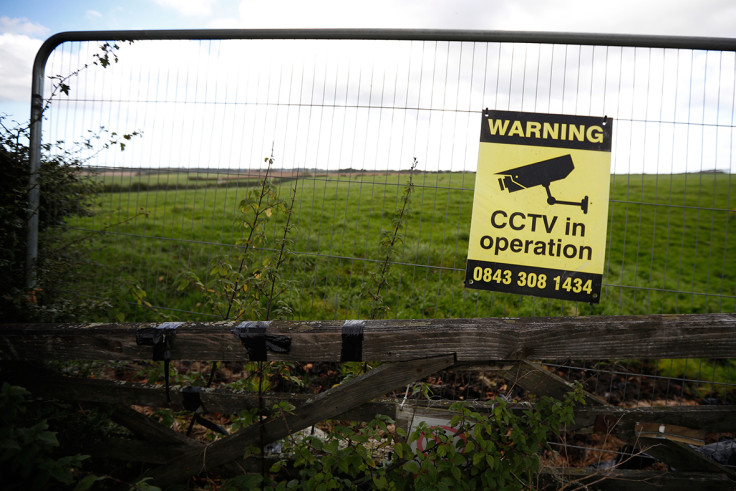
[0, 117, 101, 321]
[240, 386, 584, 490]
[0, 382, 90, 490]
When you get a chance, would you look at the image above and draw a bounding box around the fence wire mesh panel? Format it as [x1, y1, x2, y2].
[18, 30, 736, 484]
[38, 33, 735, 324]
[36, 32, 736, 407]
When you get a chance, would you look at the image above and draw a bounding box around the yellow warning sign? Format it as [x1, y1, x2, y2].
[465, 109, 613, 303]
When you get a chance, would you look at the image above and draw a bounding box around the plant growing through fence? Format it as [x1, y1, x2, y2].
[362, 158, 418, 321]
[339, 159, 420, 383]
[175, 153, 302, 467]
[178, 152, 298, 322]
[238, 385, 585, 490]
[392, 389, 584, 490]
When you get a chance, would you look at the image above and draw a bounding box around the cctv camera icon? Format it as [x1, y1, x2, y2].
[496, 154, 589, 213]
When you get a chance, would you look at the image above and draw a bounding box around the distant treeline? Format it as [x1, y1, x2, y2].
[98, 176, 296, 194]
[90, 167, 732, 194]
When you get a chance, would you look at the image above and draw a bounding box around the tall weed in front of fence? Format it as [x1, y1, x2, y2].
[177, 153, 298, 322]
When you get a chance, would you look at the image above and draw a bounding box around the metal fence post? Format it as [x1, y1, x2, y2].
[26, 45, 46, 288]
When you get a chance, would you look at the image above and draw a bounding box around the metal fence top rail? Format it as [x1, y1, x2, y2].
[34, 28, 736, 56]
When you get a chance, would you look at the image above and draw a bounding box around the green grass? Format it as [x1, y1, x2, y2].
[657, 358, 736, 398]
[65, 170, 735, 322]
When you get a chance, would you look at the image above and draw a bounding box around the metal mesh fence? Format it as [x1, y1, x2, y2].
[37, 32, 735, 324]
[24, 31, 736, 477]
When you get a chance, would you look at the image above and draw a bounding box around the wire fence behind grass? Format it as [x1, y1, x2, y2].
[33, 30, 735, 323]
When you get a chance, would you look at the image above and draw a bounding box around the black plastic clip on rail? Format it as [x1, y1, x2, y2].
[136, 321, 182, 403]
[232, 321, 292, 361]
[182, 386, 228, 436]
[340, 320, 365, 362]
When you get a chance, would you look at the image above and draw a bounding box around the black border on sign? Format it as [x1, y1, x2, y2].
[464, 259, 602, 303]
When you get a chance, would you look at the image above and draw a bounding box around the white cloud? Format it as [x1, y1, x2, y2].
[207, 17, 242, 29]
[85, 10, 103, 21]
[153, 0, 218, 17]
[0, 33, 43, 103]
[489, 0, 736, 37]
[0, 16, 48, 36]
[221, 0, 736, 37]
[231, 0, 465, 29]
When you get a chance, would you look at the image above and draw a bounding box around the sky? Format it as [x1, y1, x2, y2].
[2, 0, 736, 173]
[3, 0, 736, 122]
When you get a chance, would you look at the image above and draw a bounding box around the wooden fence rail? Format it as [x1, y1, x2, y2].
[2, 313, 735, 362]
[2, 313, 736, 488]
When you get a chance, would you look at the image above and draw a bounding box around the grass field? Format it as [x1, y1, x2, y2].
[66, 169, 735, 323]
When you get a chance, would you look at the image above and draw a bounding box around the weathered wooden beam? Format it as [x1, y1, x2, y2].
[2, 363, 399, 421]
[495, 360, 609, 406]
[395, 403, 736, 436]
[6, 362, 736, 432]
[8, 363, 735, 435]
[539, 468, 736, 490]
[1, 313, 735, 362]
[109, 406, 200, 447]
[88, 439, 195, 464]
[141, 354, 456, 487]
[636, 438, 736, 477]
[570, 405, 736, 435]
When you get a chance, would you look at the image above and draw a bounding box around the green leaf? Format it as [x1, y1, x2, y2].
[47, 463, 74, 485]
[394, 442, 404, 459]
[402, 460, 420, 474]
[239, 474, 264, 488]
[72, 474, 106, 491]
[473, 452, 484, 466]
[0, 438, 21, 451]
[463, 440, 474, 453]
[437, 444, 447, 458]
[36, 430, 59, 447]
